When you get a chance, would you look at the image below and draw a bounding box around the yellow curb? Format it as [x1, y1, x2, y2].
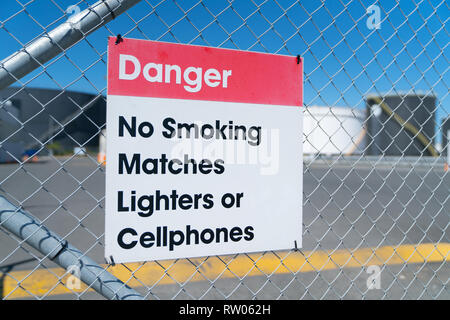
[2, 242, 449, 299]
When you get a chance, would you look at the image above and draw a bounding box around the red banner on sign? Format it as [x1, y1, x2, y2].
[107, 37, 302, 106]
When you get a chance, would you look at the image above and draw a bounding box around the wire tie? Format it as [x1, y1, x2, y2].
[109, 255, 116, 266]
[103, 0, 116, 20]
[50, 240, 68, 261]
[115, 34, 123, 45]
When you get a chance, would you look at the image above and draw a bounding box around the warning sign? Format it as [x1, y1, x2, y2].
[105, 37, 303, 263]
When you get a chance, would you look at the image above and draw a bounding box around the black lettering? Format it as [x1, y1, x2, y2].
[178, 122, 198, 138]
[137, 195, 153, 217]
[163, 226, 168, 247]
[138, 121, 154, 138]
[198, 159, 212, 174]
[117, 228, 137, 249]
[203, 194, 214, 209]
[117, 191, 129, 212]
[142, 158, 158, 174]
[155, 190, 169, 211]
[156, 226, 161, 247]
[119, 153, 140, 174]
[183, 155, 197, 174]
[170, 190, 179, 210]
[200, 228, 215, 244]
[215, 227, 229, 243]
[230, 227, 243, 242]
[159, 154, 168, 174]
[215, 120, 227, 139]
[118, 116, 136, 137]
[235, 192, 244, 208]
[130, 190, 136, 211]
[221, 193, 235, 208]
[179, 194, 193, 210]
[201, 124, 214, 139]
[193, 193, 202, 209]
[213, 159, 225, 174]
[234, 125, 247, 140]
[169, 230, 185, 251]
[244, 226, 255, 241]
[140, 232, 155, 248]
[119, 116, 154, 138]
[162, 117, 176, 138]
[168, 158, 183, 174]
[248, 126, 261, 146]
[186, 225, 199, 245]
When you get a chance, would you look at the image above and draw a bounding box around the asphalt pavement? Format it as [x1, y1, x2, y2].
[0, 156, 448, 299]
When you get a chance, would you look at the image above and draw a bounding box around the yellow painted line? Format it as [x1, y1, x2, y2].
[3, 242, 449, 299]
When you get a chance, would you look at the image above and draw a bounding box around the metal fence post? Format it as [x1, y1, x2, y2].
[0, 0, 142, 90]
[0, 196, 143, 300]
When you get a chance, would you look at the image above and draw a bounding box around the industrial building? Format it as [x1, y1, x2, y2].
[0, 87, 105, 162]
[302, 93, 443, 158]
[1, 87, 446, 162]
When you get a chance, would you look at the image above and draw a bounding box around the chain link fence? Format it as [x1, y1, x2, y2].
[0, 0, 448, 300]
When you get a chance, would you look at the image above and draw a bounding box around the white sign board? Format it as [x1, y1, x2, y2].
[105, 38, 303, 263]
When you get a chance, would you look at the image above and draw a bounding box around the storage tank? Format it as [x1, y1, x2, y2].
[303, 106, 366, 155]
[366, 93, 437, 156]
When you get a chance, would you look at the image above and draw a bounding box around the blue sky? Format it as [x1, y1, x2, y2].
[0, 0, 448, 133]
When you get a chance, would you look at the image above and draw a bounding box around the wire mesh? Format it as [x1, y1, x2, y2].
[0, 0, 448, 300]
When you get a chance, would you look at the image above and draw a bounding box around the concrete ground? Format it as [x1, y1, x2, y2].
[0, 155, 448, 299]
